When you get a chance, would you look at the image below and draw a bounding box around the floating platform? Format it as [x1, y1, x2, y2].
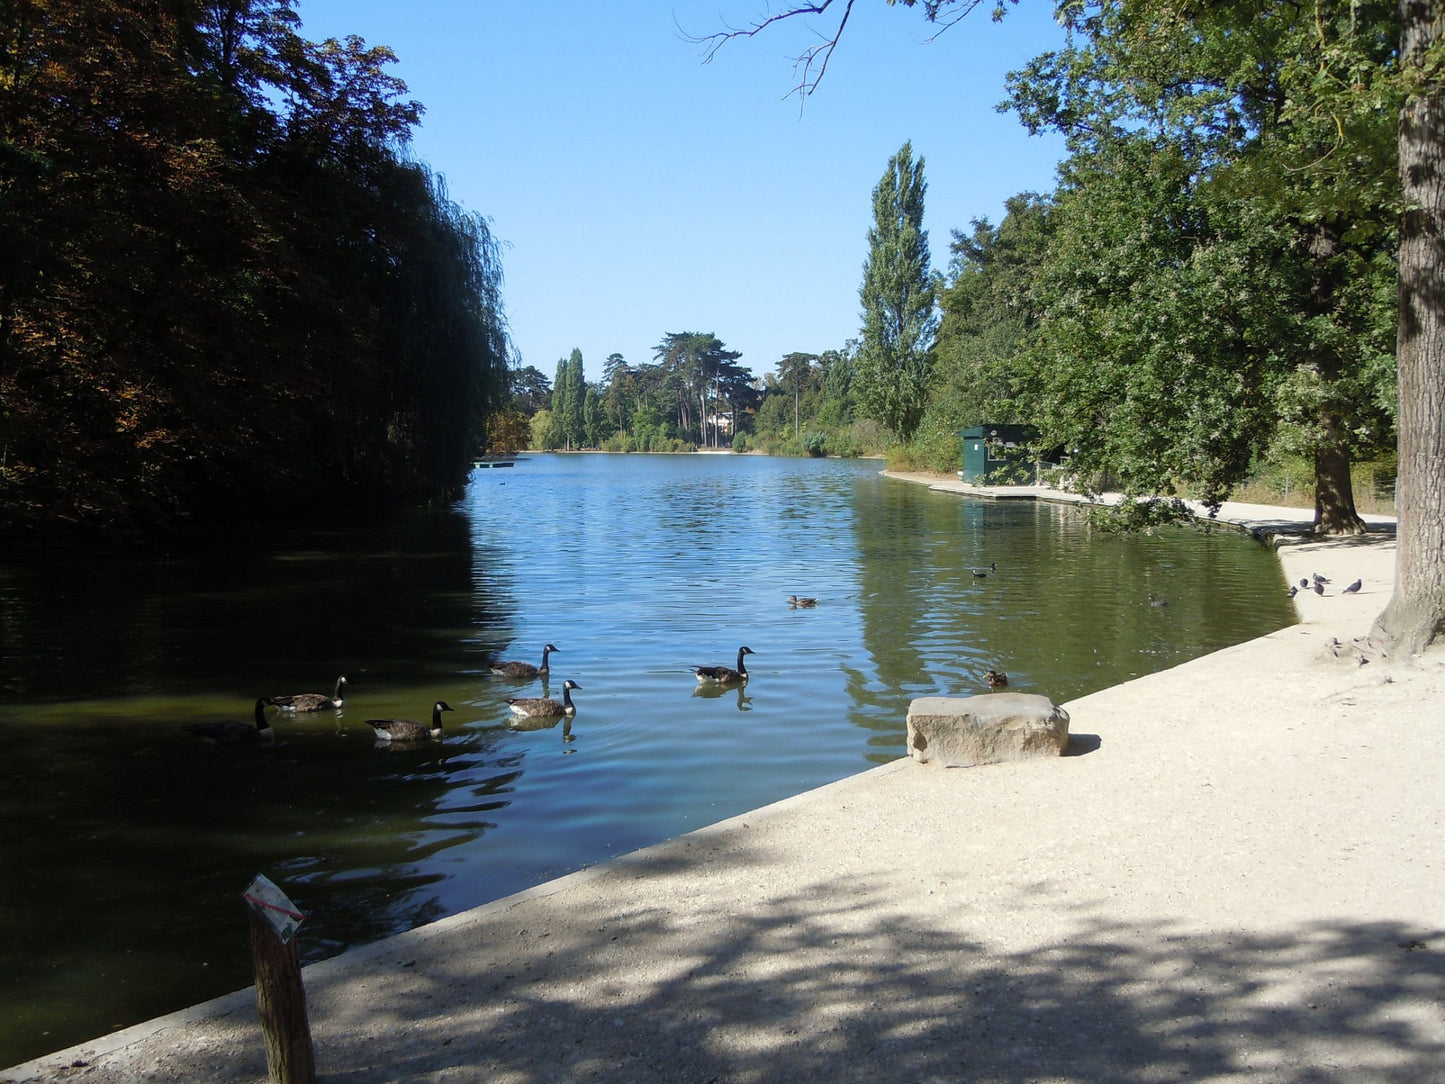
[473, 456, 526, 468]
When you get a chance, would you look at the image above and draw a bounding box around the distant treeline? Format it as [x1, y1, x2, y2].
[0, 1, 511, 537]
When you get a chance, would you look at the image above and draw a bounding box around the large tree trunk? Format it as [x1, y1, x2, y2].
[1371, 0, 1445, 654]
[1312, 413, 1367, 534]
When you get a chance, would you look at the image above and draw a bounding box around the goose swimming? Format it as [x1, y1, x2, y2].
[271, 675, 347, 712]
[507, 679, 581, 718]
[365, 700, 453, 742]
[690, 646, 754, 685]
[491, 643, 559, 680]
[183, 698, 275, 745]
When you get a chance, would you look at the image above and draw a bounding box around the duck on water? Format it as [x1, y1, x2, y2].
[491, 643, 559, 680]
[183, 698, 276, 744]
[365, 701, 454, 742]
[507, 679, 581, 718]
[271, 675, 347, 712]
[690, 646, 754, 685]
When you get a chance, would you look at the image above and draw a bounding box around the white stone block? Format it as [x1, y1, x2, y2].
[906, 693, 1070, 767]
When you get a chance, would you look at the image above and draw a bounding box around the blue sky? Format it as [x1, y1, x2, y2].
[293, 2, 1069, 382]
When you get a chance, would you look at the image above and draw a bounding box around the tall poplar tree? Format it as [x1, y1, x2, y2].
[710, 0, 1445, 650]
[857, 141, 937, 441]
[548, 355, 571, 449]
[546, 349, 586, 449]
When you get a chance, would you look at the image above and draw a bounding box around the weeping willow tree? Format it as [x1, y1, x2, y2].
[0, 0, 511, 535]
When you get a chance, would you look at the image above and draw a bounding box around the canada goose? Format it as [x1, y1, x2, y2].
[787, 595, 819, 607]
[970, 568, 988, 579]
[985, 669, 1008, 688]
[1343, 578, 1363, 594]
[507, 680, 581, 718]
[691, 646, 754, 685]
[365, 700, 453, 742]
[271, 675, 346, 712]
[184, 698, 275, 744]
[491, 643, 559, 680]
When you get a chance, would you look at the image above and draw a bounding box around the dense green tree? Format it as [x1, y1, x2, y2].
[914, 192, 1052, 467]
[0, 0, 509, 534]
[583, 384, 607, 447]
[1006, 0, 1398, 530]
[775, 351, 819, 438]
[857, 141, 937, 441]
[561, 349, 586, 447]
[748, 341, 887, 456]
[652, 331, 747, 447]
[713, 0, 1445, 648]
[1024, 137, 1303, 513]
[546, 350, 587, 449]
[600, 353, 636, 436]
[509, 365, 553, 415]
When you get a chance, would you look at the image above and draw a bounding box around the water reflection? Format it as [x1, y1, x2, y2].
[0, 455, 1296, 1067]
[692, 683, 754, 711]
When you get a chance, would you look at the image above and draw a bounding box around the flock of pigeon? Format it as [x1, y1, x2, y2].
[1288, 572, 1363, 599]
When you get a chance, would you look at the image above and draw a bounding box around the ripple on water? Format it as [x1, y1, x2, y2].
[0, 454, 1296, 1067]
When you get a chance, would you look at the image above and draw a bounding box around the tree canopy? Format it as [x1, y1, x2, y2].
[1005, 0, 1399, 528]
[715, 0, 1444, 650]
[1, 0, 511, 536]
[857, 141, 937, 441]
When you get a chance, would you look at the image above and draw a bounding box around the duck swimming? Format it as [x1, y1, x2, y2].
[183, 698, 275, 745]
[691, 646, 754, 685]
[787, 595, 819, 607]
[271, 675, 347, 712]
[507, 679, 581, 718]
[365, 700, 453, 742]
[985, 669, 1009, 689]
[490, 643, 559, 680]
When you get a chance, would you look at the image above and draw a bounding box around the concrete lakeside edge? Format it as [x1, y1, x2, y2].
[8, 477, 1443, 1083]
[877, 468, 1400, 537]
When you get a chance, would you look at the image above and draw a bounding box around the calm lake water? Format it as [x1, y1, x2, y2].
[0, 453, 1296, 1066]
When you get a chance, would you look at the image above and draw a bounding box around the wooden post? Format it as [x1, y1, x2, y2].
[244, 874, 316, 1084]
